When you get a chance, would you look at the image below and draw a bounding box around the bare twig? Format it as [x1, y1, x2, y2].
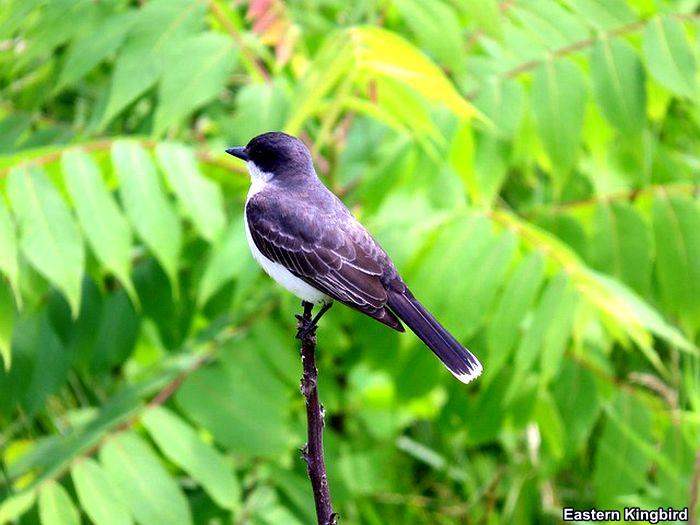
[296, 301, 337, 525]
[627, 372, 679, 412]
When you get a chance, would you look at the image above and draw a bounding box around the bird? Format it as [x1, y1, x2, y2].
[226, 132, 482, 383]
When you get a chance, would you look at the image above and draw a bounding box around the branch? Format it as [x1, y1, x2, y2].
[0, 137, 247, 179]
[466, 12, 700, 99]
[296, 302, 337, 525]
[522, 182, 698, 217]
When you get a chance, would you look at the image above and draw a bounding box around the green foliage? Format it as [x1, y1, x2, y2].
[142, 406, 241, 511]
[38, 481, 80, 525]
[7, 167, 84, 316]
[71, 459, 133, 525]
[531, 59, 587, 175]
[100, 432, 192, 525]
[112, 141, 182, 292]
[0, 0, 699, 523]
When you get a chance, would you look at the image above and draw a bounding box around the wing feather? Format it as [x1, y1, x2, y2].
[246, 191, 403, 330]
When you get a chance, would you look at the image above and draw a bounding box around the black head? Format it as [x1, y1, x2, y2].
[226, 132, 313, 174]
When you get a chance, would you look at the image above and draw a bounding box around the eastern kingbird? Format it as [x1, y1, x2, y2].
[226, 132, 482, 383]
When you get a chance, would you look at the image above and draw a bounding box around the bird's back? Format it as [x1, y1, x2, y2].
[262, 176, 403, 287]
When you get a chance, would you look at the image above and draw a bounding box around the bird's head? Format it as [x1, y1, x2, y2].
[226, 132, 313, 179]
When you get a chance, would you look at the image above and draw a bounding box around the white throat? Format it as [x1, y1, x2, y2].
[246, 161, 274, 198]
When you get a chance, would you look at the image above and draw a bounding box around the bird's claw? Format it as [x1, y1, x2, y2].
[296, 323, 317, 340]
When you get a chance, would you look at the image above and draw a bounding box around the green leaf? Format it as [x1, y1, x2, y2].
[590, 38, 646, 134]
[12, 0, 96, 72]
[38, 481, 80, 525]
[0, 198, 21, 306]
[338, 448, 396, 495]
[539, 282, 578, 385]
[0, 0, 43, 39]
[590, 272, 693, 364]
[563, 0, 635, 31]
[593, 391, 652, 506]
[100, 431, 192, 525]
[175, 341, 292, 457]
[370, 77, 442, 144]
[0, 313, 35, 415]
[155, 143, 225, 242]
[410, 217, 508, 340]
[653, 194, 700, 336]
[534, 390, 565, 461]
[71, 458, 133, 525]
[56, 12, 135, 91]
[284, 34, 354, 134]
[142, 406, 241, 511]
[486, 252, 545, 383]
[89, 289, 140, 374]
[589, 201, 652, 297]
[657, 425, 696, 507]
[0, 113, 32, 154]
[246, 486, 305, 525]
[154, 33, 236, 135]
[643, 15, 697, 99]
[492, 210, 697, 360]
[112, 141, 181, 292]
[348, 27, 478, 119]
[449, 123, 476, 201]
[460, 0, 503, 39]
[62, 150, 137, 304]
[474, 132, 510, 206]
[513, 1, 588, 49]
[394, 0, 465, 72]
[5, 358, 186, 491]
[462, 231, 518, 335]
[552, 359, 601, 456]
[20, 312, 72, 415]
[506, 273, 573, 400]
[268, 467, 316, 524]
[474, 78, 525, 139]
[288, 26, 479, 133]
[0, 281, 15, 370]
[531, 59, 587, 174]
[198, 217, 249, 306]
[226, 81, 290, 145]
[101, 0, 204, 126]
[0, 490, 36, 523]
[7, 166, 84, 316]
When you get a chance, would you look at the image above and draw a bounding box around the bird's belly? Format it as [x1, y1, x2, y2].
[244, 214, 328, 304]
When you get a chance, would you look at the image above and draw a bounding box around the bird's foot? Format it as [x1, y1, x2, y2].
[296, 301, 332, 340]
[296, 320, 317, 341]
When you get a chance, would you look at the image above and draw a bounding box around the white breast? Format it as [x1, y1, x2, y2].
[244, 162, 329, 304]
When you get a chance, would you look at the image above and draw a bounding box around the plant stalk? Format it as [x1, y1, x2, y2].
[297, 301, 337, 525]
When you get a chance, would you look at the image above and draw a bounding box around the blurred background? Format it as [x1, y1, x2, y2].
[0, 0, 699, 523]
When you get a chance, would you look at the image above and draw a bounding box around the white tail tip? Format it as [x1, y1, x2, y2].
[454, 359, 483, 384]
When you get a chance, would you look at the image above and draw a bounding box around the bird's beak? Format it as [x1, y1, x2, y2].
[225, 146, 249, 161]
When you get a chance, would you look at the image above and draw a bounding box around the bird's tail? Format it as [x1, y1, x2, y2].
[387, 289, 482, 384]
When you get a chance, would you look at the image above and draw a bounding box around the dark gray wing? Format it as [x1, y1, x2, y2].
[246, 191, 404, 331]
